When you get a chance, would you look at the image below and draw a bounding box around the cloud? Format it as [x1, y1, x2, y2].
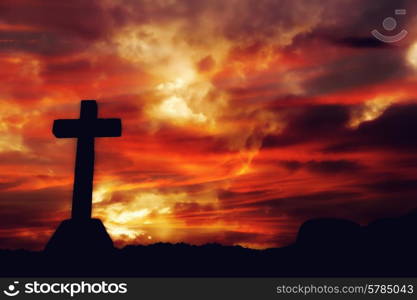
[333, 37, 388, 48]
[1, 0, 111, 37]
[302, 49, 408, 96]
[363, 179, 417, 193]
[279, 160, 362, 174]
[262, 105, 350, 148]
[0, 186, 71, 250]
[326, 103, 417, 152]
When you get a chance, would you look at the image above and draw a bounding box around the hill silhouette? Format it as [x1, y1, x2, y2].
[1, 208, 417, 277]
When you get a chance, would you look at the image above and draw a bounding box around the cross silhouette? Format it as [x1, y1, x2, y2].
[53, 100, 121, 220]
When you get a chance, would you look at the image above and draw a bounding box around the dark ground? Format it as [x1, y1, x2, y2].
[1, 209, 417, 277]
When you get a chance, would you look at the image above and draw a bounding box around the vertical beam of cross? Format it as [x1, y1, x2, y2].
[72, 102, 96, 219]
[53, 100, 122, 220]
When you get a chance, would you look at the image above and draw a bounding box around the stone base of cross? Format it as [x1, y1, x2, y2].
[44, 218, 114, 255]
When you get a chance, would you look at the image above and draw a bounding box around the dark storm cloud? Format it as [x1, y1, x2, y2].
[333, 37, 388, 49]
[109, 0, 414, 41]
[264, 103, 417, 154]
[354, 104, 417, 149]
[0, 186, 72, 249]
[225, 187, 417, 230]
[390, 157, 417, 169]
[303, 49, 408, 96]
[0, 0, 112, 39]
[282, 105, 349, 135]
[325, 104, 417, 153]
[310, 0, 414, 43]
[226, 190, 364, 221]
[1, 0, 325, 57]
[0, 30, 90, 56]
[246, 191, 361, 209]
[218, 189, 269, 206]
[279, 159, 362, 174]
[0, 0, 116, 56]
[363, 179, 417, 193]
[306, 160, 362, 173]
[263, 104, 349, 148]
[1, 0, 413, 58]
[285, 0, 417, 96]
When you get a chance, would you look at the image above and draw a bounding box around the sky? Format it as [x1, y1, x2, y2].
[2, 0, 417, 250]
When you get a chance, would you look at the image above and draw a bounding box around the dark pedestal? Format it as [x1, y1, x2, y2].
[44, 218, 114, 255]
